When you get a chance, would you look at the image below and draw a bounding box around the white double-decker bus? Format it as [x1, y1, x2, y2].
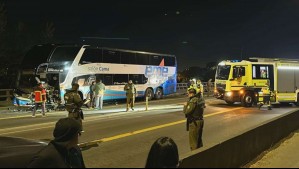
[28, 44, 177, 102]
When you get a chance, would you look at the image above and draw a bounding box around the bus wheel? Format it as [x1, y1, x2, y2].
[145, 88, 154, 101]
[296, 93, 299, 107]
[154, 88, 163, 100]
[242, 92, 254, 107]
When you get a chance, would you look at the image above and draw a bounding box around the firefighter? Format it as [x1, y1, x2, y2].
[183, 88, 205, 151]
[258, 81, 272, 110]
[32, 82, 47, 117]
[64, 83, 84, 131]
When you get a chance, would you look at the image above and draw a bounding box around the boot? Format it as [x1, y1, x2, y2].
[258, 103, 263, 110]
[267, 105, 272, 110]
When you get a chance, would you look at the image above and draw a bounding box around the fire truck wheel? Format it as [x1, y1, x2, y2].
[242, 92, 254, 107]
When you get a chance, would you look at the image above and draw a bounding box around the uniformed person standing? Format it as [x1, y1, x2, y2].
[32, 82, 47, 117]
[124, 80, 136, 112]
[258, 81, 272, 110]
[183, 88, 205, 151]
[207, 79, 213, 97]
[196, 79, 204, 97]
[64, 83, 84, 131]
[187, 80, 198, 94]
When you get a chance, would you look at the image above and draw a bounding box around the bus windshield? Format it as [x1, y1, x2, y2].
[21, 45, 55, 69]
[49, 46, 81, 62]
[216, 65, 231, 80]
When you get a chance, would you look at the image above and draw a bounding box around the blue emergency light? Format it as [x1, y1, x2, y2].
[230, 60, 241, 62]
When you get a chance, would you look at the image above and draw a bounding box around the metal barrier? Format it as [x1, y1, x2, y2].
[176, 83, 188, 90]
[177, 82, 215, 95]
[0, 89, 13, 106]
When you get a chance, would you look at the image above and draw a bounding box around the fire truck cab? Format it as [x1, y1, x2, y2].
[214, 58, 299, 107]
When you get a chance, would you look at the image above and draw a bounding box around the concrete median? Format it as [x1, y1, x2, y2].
[179, 109, 299, 168]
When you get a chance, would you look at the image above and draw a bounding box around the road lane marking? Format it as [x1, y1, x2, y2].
[0, 112, 66, 120]
[0, 96, 217, 121]
[0, 107, 242, 139]
[78, 107, 243, 147]
[0, 122, 56, 135]
[0, 98, 189, 120]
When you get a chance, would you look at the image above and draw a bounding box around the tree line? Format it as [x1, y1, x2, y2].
[0, 2, 55, 88]
[0, 2, 55, 72]
[177, 61, 217, 83]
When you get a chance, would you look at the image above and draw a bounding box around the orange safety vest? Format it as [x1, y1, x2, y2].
[34, 88, 46, 103]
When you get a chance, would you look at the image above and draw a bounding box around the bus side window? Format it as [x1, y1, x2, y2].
[103, 74, 113, 85]
[121, 52, 136, 64]
[80, 48, 102, 65]
[103, 50, 120, 64]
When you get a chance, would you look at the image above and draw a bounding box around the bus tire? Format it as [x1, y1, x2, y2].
[145, 88, 154, 101]
[296, 93, 299, 107]
[242, 92, 254, 107]
[154, 88, 163, 100]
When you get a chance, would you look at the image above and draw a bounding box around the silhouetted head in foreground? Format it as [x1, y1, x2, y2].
[145, 137, 179, 168]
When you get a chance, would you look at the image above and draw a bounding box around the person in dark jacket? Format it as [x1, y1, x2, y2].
[27, 118, 85, 168]
[64, 83, 84, 131]
[183, 88, 205, 151]
[124, 80, 137, 111]
[89, 81, 96, 108]
[145, 137, 179, 168]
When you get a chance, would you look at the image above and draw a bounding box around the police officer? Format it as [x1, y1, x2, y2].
[124, 80, 136, 112]
[183, 88, 205, 151]
[64, 83, 84, 131]
[207, 79, 213, 97]
[197, 79, 204, 97]
[258, 81, 272, 110]
[187, 80, 198, 94]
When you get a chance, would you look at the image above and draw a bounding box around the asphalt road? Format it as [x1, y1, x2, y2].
[0, 96, 297, 168]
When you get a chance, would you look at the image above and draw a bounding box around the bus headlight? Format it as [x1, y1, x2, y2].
[239, 90, 244, 95]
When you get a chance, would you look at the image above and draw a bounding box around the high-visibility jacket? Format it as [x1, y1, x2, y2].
[197, 83, 204, 94]
[261, 86, 271, 95]
[187, 84, 199, 93]
[34, 87, 46, 103]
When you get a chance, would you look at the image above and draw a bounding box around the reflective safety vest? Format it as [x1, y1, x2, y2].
[34, 88, 46, 103]
[197, 83, 204, 94]
[187, 84, 198, 93]
[261, 86, 271, 95]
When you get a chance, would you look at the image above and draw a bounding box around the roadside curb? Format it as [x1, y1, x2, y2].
[179, 108, 299, 168]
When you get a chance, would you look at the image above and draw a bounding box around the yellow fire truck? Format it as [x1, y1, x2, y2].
[214, 58, 299, 107]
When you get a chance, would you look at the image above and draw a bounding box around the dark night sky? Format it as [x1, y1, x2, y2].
[4, 0, 299, 70]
